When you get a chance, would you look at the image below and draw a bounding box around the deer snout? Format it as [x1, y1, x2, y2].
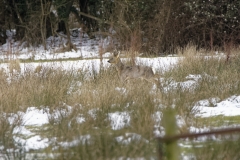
[107, 59, 113, 63]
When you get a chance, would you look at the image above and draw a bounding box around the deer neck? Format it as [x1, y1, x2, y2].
[115, 59, 124, 73]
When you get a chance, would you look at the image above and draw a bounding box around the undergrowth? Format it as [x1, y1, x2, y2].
[0, 47, 240, 159]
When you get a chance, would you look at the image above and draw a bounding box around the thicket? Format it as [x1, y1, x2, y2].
[1, 50, 240, 159]
[0, 0, 240, 54]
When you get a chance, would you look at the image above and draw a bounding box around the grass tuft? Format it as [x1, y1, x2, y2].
[1, 48, 240, 159]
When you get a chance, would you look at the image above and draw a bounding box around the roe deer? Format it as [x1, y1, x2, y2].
[108, 51, 160, 89]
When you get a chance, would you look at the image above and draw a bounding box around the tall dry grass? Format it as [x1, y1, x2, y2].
[0, 66, 75, 113]
[1, 48, 240, 159]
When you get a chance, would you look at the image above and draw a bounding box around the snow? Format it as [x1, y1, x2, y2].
[22, 107, 49, 126]
[115, 133, 149, 145]
[1, 31, 240, 155]
[195, 95, 240, 117]
[59, 134, 91, 148]
[108, 112, 131, 130]
[14, 135, 49, 151]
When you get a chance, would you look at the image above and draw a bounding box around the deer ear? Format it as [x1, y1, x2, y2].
[116, 51, 120, 58]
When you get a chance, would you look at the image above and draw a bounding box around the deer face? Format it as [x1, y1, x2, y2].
[108, 51, 120, 64]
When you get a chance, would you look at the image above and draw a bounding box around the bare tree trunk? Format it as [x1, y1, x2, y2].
[158, 0, 173, 52]
[40, 0, 47, 50]
[65, 21, 72, 51]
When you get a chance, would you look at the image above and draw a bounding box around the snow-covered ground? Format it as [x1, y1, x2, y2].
[0, 30, 240, 156]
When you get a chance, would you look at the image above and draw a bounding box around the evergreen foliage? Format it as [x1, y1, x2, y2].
[0, 0, 240, 53]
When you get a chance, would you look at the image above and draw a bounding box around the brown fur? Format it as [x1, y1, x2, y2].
[108, 51, 160, 89]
